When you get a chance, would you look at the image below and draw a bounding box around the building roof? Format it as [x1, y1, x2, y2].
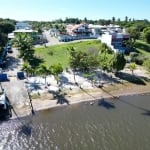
[71, 23, 88, 31]
[8, 33, 15, 39]
[13, 29, 37, 33]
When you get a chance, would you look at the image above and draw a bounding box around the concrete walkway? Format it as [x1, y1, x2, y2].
[1, 48, 31, 118]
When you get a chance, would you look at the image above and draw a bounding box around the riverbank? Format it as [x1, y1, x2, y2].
[12, 79, 150, 119]
[3, 47, 150, 119]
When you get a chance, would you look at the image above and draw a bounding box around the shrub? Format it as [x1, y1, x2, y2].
[143, 59, 150, 71]
[130, 52, 145, 65]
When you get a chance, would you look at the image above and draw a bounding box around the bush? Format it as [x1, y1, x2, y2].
[130, 52, 138, 57]
[143, 59, 150, 71]
[130, 52, 145, 65]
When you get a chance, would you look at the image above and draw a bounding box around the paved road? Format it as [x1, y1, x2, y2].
[43, 31, 60, 46]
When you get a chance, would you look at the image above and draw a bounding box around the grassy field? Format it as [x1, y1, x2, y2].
[34, 40, 101, 68]
[135, 40, 150, 58]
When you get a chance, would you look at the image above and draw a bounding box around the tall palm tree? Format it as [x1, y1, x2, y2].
[13, 33, 34, 62]
[68, 47, 77, 82]
[51, 64, 63, 85]
[21, 62, 32, 78]
[36, 64, 50, 85]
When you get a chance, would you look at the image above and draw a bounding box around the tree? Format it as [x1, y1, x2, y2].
[112, 16, 115, 24]
[0, 21, 15, 34]
[0, 32, 8, 47]
[110, 52, 126, 73]
[13, 33, 34, 62]
[143, 29, 150, 44]
[51, 64, 63, 84]
[21, 62, 32, 78]
[36, 64, 50, 85]
[68, 47, 77, 81]
[143, 59, 150, 72]
[127, 27, 140, 42]
[100, 43, 113, 60]
[128, 63, 136, 74]
[125, 16, 128, 22]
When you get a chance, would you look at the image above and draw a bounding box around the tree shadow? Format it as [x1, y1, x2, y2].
[76, 70, 121, 88]
[98, 99, 115, 109]
[18, 123, 32, 137]
[56, 93, 70, 105]
[59, 75, 76, 88]
[26, 83, 42, 91]
[28, 56, 44, 68]
[79, 86, 98, 100]
[115, 72, 149, 85]
[3, 56, 21, 71]
[48, 90, 69, 105]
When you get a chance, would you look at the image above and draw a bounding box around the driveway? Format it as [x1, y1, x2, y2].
[1, 48, 31, 118]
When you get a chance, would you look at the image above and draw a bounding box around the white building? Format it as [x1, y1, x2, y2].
[100, 30, 130, 53]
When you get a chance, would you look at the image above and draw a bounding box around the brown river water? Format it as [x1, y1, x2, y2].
[0, 94, 150, 150]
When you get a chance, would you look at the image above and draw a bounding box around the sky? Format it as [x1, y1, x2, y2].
[0, 0, 150, 21]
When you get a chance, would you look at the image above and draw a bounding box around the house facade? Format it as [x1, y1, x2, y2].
[67, 23, 91, 37]
[101, 30, 130, 53]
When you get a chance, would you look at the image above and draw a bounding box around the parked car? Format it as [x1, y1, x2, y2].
[6, 46, 13, 53]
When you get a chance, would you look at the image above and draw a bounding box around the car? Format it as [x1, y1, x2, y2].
[6, 46, 13, 53]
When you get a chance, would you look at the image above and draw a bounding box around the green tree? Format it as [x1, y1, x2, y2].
[0, 32, 8, 47]
[143, 59, 150, 72]
[110, 52, 126, 73]
[0, 21, 15, 34]
[13, 33, 34, 62]
[125, 16, 128, 22]
[21, 62, 32, 78]
[68, 47, 77, 81]
[51, 64, 63, 84]
[127, 27, 140, 43]
[143, 30, 150, 44]
[36, 64, 50, 85]
[112, 16, 115, 24]
[128, 63, 136, 74]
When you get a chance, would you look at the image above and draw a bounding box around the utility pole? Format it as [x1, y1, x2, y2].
[27, 89, 35, 115]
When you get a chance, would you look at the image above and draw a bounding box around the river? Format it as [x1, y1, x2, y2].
[0, 94, 150, 150]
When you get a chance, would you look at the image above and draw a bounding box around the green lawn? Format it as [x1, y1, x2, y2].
[135, 40, 150, 58]
[34, 40, 101, 68]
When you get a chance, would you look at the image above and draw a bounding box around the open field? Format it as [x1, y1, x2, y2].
[34, 40, 102, 68]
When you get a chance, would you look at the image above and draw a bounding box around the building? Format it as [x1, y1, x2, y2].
[15, 22, 32, 30]
[8, 29, 38, 40]
[66, 23, 91, 37]
[100, 30, 130, 53]
[49, 28, 60, 36]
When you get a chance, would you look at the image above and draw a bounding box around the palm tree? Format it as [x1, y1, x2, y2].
[21, 62, 32, 78]
[68, 47, 77, 82]
[128, 63, 136, 75]
[51, 64, 63, 85]
[36, 64, 50, 85]
[13, 33, 34, 62]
